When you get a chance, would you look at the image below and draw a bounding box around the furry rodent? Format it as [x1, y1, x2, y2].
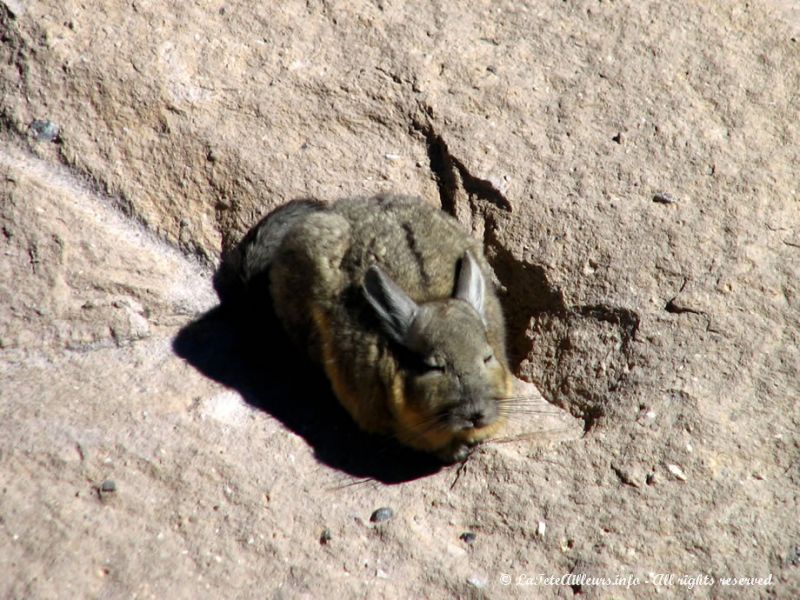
[236, 194, 513, 462]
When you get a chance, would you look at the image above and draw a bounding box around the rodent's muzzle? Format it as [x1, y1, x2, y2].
[448, 395, 498, 432]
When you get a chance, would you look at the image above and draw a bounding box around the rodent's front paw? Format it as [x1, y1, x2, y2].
[436, 442, 473, 464]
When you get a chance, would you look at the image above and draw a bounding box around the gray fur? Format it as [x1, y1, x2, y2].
[239, 193, 512, 462]
[240, 199, 326, 283]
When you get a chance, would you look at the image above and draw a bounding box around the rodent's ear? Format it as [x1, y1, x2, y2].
[454, 250, 486, 322]
[362, 265, 419, 346]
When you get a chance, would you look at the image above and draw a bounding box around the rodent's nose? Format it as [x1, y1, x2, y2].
[466, 409, 489, 429]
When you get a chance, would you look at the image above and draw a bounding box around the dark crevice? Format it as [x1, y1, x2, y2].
[412, 119, 459, 216]
[664, 299, 703, 315]
[581, 406, 604, 433]
[455, 157, 512, 212]
[665, 300, 715, 333]
[411, 118, 511, 215]
[664, 278, 716, 330]
[665, 277, 693, 314]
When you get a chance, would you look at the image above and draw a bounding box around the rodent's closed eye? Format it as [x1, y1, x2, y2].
[422, 354, 446, 372]
[393, 347, 447, 376]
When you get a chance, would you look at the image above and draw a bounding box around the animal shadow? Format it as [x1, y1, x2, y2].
[172, 262, 443, 484]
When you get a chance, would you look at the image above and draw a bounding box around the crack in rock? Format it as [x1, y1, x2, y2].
[411, 118, 512, 220]
[665, 278, 717, 332]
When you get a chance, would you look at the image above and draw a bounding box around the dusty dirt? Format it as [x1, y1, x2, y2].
[1, 1, 798, 598]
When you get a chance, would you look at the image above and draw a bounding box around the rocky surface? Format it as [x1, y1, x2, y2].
[2, 1, 798, 598]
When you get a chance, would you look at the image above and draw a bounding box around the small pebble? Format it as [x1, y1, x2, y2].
[370, 507, 394, 523]
[653, 192, 677, 204]
[667, 464, 687, 481]
[30, 119, 60, 142]
[319, 528, 332, 545]
[467, 575, 487, 589]
[537, 520, 547, 537]
[459, 531, 477, 544]
[99, 479, 116, 493]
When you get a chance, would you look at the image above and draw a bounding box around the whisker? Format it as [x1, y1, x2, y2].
[390, 414, 450, 448]
[495, 392, 549, 400]
[496, 398, 568, 413]
[495, 397, 563, 406]
[325, 476, 377, 491]
[498, 404, 565, 413]
[498, 406, 567, 416]
[488, 428, 578, 444]
[498, 414, 568, 424]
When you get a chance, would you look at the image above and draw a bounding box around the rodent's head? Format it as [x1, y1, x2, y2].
[363, 251, 512, 461]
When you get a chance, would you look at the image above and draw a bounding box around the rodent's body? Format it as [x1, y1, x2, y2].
[240, 194, 513, 461]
